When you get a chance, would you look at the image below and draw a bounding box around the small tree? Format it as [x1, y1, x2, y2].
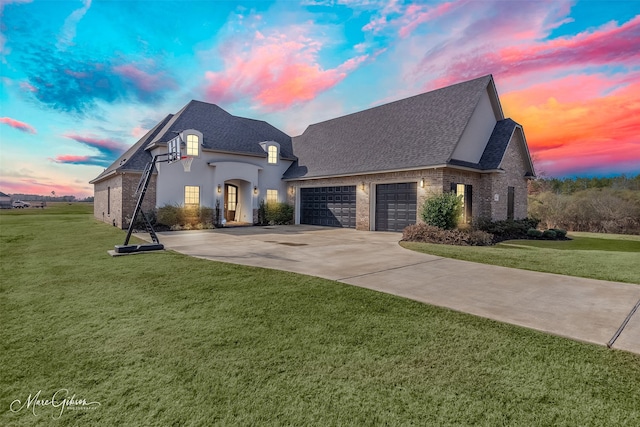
[421, 192, 463, 230]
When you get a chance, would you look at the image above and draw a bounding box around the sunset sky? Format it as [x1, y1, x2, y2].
[1, 0, 639, 198]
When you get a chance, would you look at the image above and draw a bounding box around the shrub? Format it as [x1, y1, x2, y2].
[157, 205, 182, 227]
[157, 204, 214, 229]
[257, 199, 267, 225]
[527, 228, 543, 238]
[265, 202, 294, 225]
[466, 230, 494, 246]
[421, 192, 462, 230]
[402, 223, 494, 246]
[475, 217, 540, 242]
[542, 229, 557, 239]
[550, 228, 567, 238]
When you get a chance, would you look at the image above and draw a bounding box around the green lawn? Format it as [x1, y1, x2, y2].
[2, 204, 640, 425]
[402, 233, 640, 284]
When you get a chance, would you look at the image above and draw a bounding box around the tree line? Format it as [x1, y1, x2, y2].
[528, 174, 640, 235]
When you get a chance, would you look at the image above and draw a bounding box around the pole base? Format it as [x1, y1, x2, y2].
[114, 243, 164, 254]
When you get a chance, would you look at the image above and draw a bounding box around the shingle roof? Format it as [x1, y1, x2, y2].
[89, 114, 173, 183]
[283, 75, 494, 179]
[91, 100, 295, 184]
[148, 100, 295, 159]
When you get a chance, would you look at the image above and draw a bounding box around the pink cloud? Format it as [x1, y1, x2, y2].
[398, 1, 461, 38]
[419, 12, 640, 89]
[132, 126, 148, 138]
[0, 117, 36, 134]
[501, 75, 640, 177]
[203, 27, 368, 110]
[51, 155, 92, 164]
[0, 177, 92, 199]
[63, 133, 127, 159]
[112, 64, 177, 97]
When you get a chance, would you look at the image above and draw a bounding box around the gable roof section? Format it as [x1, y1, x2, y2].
[89, 114, 173, 184]
[449, 118, 535, 176]
[0, 191, 10, 198]
[147, 100, 295, 159]
[283, 75, 494, 180]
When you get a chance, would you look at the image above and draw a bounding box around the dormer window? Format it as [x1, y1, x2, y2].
[268, 145, 278, 164]
[186, 134, 199, 156]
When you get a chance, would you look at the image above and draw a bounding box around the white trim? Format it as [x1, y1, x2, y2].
[284, 164, 449, 181]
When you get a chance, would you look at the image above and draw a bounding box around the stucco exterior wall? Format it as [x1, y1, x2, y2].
[154, 146, 293, 214]
[450, 89, 499, 164]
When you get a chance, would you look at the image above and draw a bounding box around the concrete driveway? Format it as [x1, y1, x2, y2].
[138, 225, 640, 355]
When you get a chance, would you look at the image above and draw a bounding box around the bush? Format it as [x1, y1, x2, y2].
[421, 192, 463, 230]
[550, 228, 567, 238]
[157, 204, 214, 229]
[527, 228, 543, 238]
[466, 230, 494, 246]
[542, 229, 557, 239]
[402, 223, 494, 246]
[265, 202, 294, 225]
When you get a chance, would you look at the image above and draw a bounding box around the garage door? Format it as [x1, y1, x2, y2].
[300, 186, 356, 228]
[375, 182, 417, 232]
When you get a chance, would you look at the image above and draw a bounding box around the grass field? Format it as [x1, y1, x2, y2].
[2, 204, 640, 425]
[402, 233, 640, 284]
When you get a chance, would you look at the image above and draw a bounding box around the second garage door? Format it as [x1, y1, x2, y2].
[375, 182, 417, 232]
[300, 186, 356, 228]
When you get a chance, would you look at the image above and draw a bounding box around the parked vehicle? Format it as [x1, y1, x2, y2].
[12, 200, 30, 208]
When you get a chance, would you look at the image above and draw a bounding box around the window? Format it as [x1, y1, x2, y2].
[266, 189, 278, 204]
[507, 186, 515, 220]
[451, 183, 473, 223]
[107, 186, 111, 215]
[185, 186, 200, 206]
[268, 145, 278, 164]
[186, 134, 199, 156]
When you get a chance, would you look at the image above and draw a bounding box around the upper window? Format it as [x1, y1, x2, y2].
[266, 189, 278, 204]
[186, 134, 199, 156]
[185, 186, 200, 206]
[268, 145, 278, 164]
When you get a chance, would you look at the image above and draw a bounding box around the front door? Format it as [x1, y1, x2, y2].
[224, 184, 238, 222]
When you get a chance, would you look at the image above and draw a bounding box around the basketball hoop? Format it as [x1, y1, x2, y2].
[181, 156, 193, 172]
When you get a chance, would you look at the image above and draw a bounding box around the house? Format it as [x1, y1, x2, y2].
[91, 75, 535, 231]
[0, 191, 11, 209]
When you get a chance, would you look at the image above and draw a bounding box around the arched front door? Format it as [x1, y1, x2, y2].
[224, 184, 238, 222]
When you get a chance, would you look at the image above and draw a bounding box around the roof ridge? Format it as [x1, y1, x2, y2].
[298, 75, 492, 134]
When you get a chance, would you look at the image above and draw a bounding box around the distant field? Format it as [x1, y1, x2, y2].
[2, 205, 640, 425]
[402, 233, 640, 284]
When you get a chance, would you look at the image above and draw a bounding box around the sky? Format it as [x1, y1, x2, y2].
[1, 0, 639, 198]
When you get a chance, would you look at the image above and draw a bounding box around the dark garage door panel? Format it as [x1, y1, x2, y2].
[375, 182, 417, 232]
[300, 186, 356, 228]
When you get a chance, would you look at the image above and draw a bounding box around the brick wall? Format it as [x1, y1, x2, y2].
[93, 174, 122, 227]
[121, 172, 157, 229]
[288, 168, 444, 230]
[93, 172, 157, 229]
[488, 135, 530, 220]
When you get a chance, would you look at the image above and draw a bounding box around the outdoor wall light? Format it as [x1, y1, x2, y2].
[217, 184, 221, 194]
[420, 178, 425, 188]
[254, 186, 258, 195]
[360, 182, 365, 190]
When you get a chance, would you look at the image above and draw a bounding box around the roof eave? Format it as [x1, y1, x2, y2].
[283, 164, 450, 181]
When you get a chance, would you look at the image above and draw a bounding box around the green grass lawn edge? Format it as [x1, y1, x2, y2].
[2, 204, 640, 425]
[401, 233, 640, 284]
